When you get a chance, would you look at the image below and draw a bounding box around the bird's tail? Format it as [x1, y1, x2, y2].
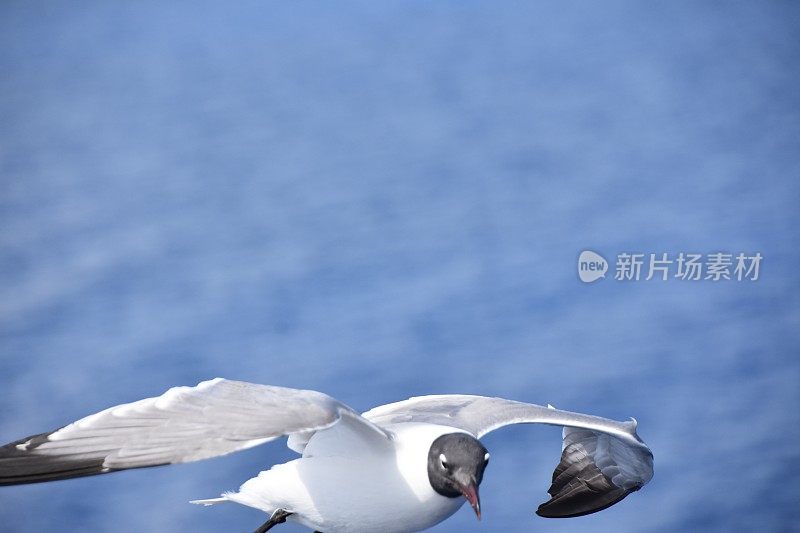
[190, 494, 232, 506]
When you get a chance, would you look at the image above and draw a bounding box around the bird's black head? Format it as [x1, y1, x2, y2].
[427, 433, 490, 520]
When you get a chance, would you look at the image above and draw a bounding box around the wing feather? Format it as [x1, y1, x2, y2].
[0, 378, 388, 485]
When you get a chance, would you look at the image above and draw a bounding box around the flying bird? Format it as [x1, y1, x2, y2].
[0, 379, 653, 532]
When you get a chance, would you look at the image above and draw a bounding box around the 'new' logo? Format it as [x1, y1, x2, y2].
[578, 250, 608, 283]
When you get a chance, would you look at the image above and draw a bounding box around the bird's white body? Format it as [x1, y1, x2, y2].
[210, 423, 466, 533]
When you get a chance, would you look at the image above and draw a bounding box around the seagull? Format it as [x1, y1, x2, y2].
[0, 378, 653, 532]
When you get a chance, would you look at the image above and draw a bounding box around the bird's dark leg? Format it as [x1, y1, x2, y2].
[253, 509, 293, 533]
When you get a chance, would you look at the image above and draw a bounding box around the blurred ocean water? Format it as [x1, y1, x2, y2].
[1, 1, 798, 531]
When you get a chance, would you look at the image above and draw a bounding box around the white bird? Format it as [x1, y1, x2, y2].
[0, 379, 653, 532]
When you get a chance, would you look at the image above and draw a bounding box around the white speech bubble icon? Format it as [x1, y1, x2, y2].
[578, 250, 608, 283]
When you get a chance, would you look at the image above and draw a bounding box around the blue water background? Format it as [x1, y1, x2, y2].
[1, 2, 799, 531]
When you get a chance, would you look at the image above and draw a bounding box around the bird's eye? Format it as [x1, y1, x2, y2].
[439, 453, 448, 469]
[484, 452, 490, 465]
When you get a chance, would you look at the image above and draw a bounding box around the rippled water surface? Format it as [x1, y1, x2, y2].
[1, 2, 798, 532]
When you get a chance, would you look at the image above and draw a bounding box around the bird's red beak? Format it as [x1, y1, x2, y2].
[459, 481, 481, 520]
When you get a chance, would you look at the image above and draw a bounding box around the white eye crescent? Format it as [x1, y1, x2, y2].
[484, 452, 490, 464]
[439, 453, 448, 469]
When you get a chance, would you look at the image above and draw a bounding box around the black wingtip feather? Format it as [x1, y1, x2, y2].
[0, 431, 106, 485]
[535, 440, 638, 518]
[536, 487, 632, 518]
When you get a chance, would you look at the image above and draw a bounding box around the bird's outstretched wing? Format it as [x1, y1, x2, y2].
[363, 395, 653, 518]
[0, 378, 389, 485]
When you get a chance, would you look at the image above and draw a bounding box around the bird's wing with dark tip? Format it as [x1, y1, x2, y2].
[364, 395, 653, 518]
[0, 378, 389, 486]
[536, 427, 650, 518]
